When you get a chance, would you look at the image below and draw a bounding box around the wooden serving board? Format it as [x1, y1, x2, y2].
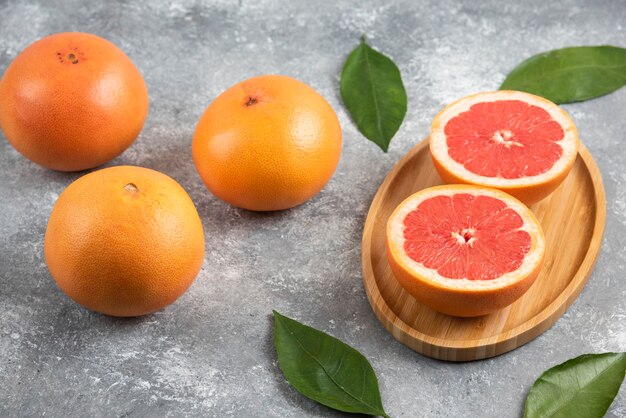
[361, 138, 606, 361]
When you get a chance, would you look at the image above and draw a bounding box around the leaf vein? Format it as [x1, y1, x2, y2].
[362, 43, 385, 141]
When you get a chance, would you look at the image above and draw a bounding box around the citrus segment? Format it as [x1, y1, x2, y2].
[430, 91, 579, 204]
[387, 185, 545, 317]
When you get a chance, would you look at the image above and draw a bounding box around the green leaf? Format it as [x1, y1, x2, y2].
[273, 310, 390, 417]
[501, 45, 626, 104]
[524, 352, 626, 418]
[340, 36, 407, 152]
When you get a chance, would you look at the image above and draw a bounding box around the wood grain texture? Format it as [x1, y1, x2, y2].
[361, 138, 606, 361]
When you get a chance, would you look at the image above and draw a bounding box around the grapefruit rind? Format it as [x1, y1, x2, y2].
[430, 91, 578, 189]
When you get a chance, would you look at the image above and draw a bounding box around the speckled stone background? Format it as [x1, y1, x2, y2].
[0, 0, 625, 417]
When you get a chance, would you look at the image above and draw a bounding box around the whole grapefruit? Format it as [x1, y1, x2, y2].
[44, 166, 205, 317]
[192, 75, 342, 211]
[0, 32, 149, 171]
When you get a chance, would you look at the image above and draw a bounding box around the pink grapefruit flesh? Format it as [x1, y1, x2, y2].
[403, 193, 531, 281]
[445, 100, 565, 179]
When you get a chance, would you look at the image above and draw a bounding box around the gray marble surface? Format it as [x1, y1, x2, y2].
[1, 0, 625, 417]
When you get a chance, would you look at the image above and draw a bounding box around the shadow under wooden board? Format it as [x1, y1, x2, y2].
[361, 138, 606, 362]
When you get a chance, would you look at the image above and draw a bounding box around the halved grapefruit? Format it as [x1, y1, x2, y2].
[430, 91, 579, 205]
[386, 185, 545, 317]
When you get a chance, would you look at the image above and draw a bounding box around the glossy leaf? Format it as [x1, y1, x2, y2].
[524, 352, 626, 418]
[501, 45, 626, 103]
[273, 310, 389, 417]
[340, 37, 407, 152]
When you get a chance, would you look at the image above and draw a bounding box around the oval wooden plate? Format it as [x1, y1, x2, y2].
[362, 138, 606, 361]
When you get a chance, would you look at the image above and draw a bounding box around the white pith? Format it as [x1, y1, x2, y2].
[387, 186, 545, 291]
[430, 91, 579, 187]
